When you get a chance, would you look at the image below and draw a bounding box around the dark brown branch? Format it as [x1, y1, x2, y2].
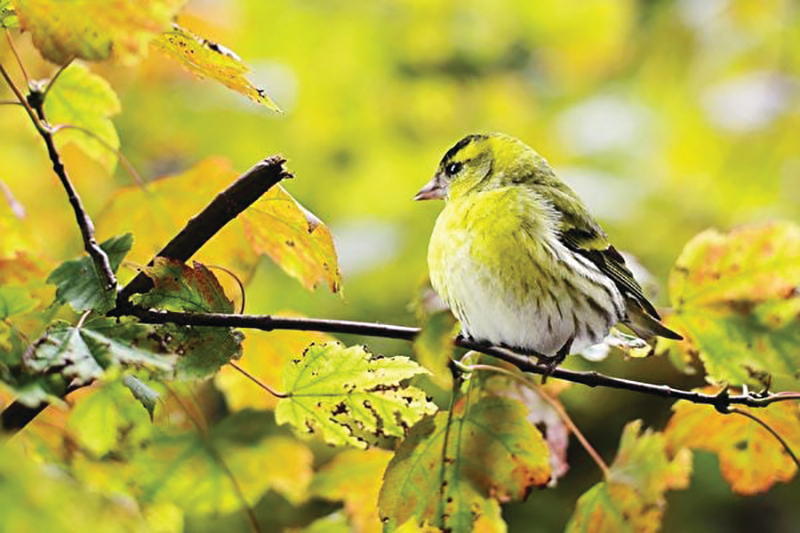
[113, 156, 291, 309]
[128, 308, 798, 410]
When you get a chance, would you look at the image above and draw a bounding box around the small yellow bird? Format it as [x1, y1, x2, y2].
[416, 133, 681, 369]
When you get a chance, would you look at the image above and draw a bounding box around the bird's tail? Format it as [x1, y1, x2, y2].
[624, 300, 683, 340]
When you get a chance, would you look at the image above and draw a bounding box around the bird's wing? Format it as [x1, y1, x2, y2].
[547, 187, 662, 320]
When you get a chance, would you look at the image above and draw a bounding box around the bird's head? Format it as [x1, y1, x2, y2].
[415, 133, 549, 202]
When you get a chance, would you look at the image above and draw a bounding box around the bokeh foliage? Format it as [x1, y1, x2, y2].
[1, 0, 798, 532]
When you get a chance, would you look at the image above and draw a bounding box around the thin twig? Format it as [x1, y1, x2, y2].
[0, 100, 22, 106]
[23, 87, 117, 290]
[0, 63, 47, 135]
[4, 29, 29, 86]
[729, 407, 800, 470]
[51, 124, 144, 187]
[229, 361, 287, 398]
[127, 307, 799, 410]
[208, 264, 247, 314]
[458, 361, 611, 479]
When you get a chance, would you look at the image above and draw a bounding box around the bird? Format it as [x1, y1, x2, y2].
[415, 133, 682, 373]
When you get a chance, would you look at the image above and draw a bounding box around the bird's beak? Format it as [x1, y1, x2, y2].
[414, 175, 446, 201]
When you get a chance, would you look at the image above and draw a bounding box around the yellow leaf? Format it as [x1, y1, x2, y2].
[665, 391, 800, 495]
[12, 0, 185, 64]
[153, 24, 279, 110]
[242, 184, 342, 293]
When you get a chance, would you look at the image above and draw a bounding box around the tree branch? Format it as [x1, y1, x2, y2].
[112, 155, 291, 309]
[127, 307, 798, 410]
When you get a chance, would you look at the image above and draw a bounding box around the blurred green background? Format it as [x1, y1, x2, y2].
[3, 0, 798, 530]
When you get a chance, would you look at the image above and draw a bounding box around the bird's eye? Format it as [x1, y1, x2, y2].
[445, 162, 462, 176]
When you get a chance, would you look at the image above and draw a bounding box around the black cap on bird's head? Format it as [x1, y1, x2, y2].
[415, 134, 491, 201]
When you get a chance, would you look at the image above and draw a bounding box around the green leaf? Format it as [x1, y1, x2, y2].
[412, 310, 457, 390]
[153, 24, 279, 110]
[566, 421, 692, 533]
[137, 258, 235, 313]
[134, 410, 313, 514]
[241, 185, 342, 293]
[43, 62, 121, 172]
[661, 222, 800, 389]
[12, 0, 184, 64]
[0, 285, 36, 318]
[25, 317, 175, 386]
[136, 258, 243, 379]
[67, 379, 153, 456]
[378, 383, 551, 531]
[122, 374, 160, 421]
[0, 0, 18, 28]
[275, 342, 436, 448]
[47, 233, 132, 313]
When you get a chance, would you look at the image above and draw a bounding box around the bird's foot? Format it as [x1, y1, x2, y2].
[540, 338, 573, 384]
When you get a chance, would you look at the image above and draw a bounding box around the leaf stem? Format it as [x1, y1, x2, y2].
[51, 124, 144, 187]
[41, 58, 73, 103]
[228, 361, 287, 398]
[4, 29, 29, 86]
[728, 407, 800, 470]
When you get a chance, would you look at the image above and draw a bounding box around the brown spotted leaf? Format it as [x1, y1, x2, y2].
[12, 0, 184, 64]
[665, 390, 800, 495]
[660, 222, 800, 389]
[275, 342, 435, 449]
[566, 421, 691, 533]
[241, 185, 342, 293]
[153, 24, 278, 110]
[379, 379, 551, 531]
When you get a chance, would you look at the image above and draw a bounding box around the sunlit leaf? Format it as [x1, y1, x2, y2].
[47, 233, 132, 313]
[665, 391, 800, 495]
[301, 512, 351, 533]
[310, 448, 393, 533]
[242, 185, 342, 293]
[43, 63, 121, 172]
[275, 342, 435, 448]
[661, 222, 800, 389]
[134, 410, 313, 514]
[566, 421, 691, 533]
[96, 157, 259, 286]
[24, 317, 175, 386]
[12, 0, 185, 64]
[215, 325, 335, 411]
[136, 258, 243, 378]
[153, 24, 279, 110]
[379, 383, 551, 531]
[0, 286, 36, 318]
[0, 0, 17, 28]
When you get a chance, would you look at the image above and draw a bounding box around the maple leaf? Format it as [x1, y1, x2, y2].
[665, 391, 800, 495]
[275, 342, 435, 448]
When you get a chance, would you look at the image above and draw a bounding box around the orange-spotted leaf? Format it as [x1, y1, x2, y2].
[566, 421, 692, 533]
[135, 258, 242, 379]
[309, 448, 393, 533]
[136, 258, 234, 314]
[275, 342, 435, 449]
[664, 391, 800, 495]
[379, 383, 551, 531]
[215, 325, 335, 411]
[242, 185, 342, 293]
[153, 24, 278, 110]
[661, 222, 800, 389]
[12, 0, 184, 64]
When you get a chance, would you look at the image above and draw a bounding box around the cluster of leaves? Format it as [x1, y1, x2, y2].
[1, 1, 798, 533]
